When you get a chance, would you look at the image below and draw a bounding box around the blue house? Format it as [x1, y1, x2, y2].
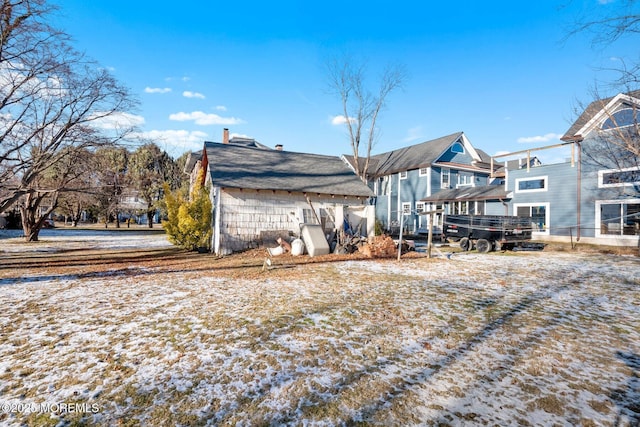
[347, 132, 495, 234]
[504, 90, 640, 246]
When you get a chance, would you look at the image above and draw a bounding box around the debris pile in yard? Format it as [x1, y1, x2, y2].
[359, 235, 397, 258]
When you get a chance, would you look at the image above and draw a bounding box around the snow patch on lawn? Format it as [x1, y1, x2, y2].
[0, 231, 638, 425]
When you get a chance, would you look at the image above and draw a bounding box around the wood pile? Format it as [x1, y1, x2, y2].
[358, 235, 397, 258]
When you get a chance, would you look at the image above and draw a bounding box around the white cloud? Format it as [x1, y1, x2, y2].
[517, 133, 562, 144]
[216, 105, 227, 111]
[90, 112, 145, 129]
[145, 87, 171, 94]
[135, 129, 209, 154]
[331, 115, 357, 126]
[183, 91, 205, 99]
[169, 111, 245, 126]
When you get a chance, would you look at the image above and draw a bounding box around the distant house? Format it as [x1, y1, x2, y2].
[348, 132, 496, 234]
[186, 130, 374, 255]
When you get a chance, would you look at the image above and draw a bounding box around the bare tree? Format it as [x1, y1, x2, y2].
[128, 143, 176, 228]
[91, 146, 128, 228]
[568, 0, 640, 46]
[566, 0, 640, 170]
[326, 54, 406, 181]
[0, 0, 138, 240]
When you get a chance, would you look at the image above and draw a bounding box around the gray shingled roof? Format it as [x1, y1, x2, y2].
[204, 142, 373, 197]
[562, 90, 640, 141]
[344, 132, 466, 177]
[422, 185, 510, 202]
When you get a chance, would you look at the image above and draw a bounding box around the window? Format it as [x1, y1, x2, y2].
[452, 201, 469, 215]
[419, 167, 429, 177]
[516, 176, 548, 193]
[416, 202, 425, 213]
[401, 202, 411, 214]
[597, 201, 640, 236]
[598, 166, 640, 188]
[515, 203, 549, 234]
[457, 172, 473, 188]
[450, 142, 465, 154]
[601, 107, 638, 130]
[378, 176, 390, 195]
[302, 208, 316, 224]
[441, 168, 450, 189]
[469, 201, 485, 215]
[399, 171, 408, 180]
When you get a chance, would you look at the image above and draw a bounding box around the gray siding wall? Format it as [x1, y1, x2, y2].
[508, 162, 578, 237]
[485, 200, 509, 216]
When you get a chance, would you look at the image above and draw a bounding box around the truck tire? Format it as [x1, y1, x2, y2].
[476, 238, 491, 253]
[460, 237, 471, 251]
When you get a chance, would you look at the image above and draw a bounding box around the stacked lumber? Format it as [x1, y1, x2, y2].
[359, 235, 397, 258]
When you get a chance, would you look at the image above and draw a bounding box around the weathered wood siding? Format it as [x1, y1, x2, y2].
[216, 189, 371, 255]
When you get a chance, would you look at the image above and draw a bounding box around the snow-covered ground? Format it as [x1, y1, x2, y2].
[0, 227, 173, 252]
[0, 229, 638, 426]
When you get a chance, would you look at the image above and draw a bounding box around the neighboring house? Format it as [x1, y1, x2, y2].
[562, 90, 639, 245]
[348, 132, 496, 234]
[186, 133, 374, 255]
[504, 90, 640, 246]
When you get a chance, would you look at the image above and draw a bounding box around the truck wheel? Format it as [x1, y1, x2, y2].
[460, 237, 471, 251]
[476, 239, 491, 253]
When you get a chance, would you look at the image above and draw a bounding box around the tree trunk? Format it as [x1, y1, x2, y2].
[147, 210, 154, 228]
[20, 192, 51, 242]
[24, 224, 41, 242]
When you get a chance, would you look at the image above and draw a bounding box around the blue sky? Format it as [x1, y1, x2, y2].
[54, 1, 637, 162]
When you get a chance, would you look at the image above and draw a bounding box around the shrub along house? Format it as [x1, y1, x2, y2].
[185, 130, 374, 255]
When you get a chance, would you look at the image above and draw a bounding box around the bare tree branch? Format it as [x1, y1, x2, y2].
[326, 54, 406, 181]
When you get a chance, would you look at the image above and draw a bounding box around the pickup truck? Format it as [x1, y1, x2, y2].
[443, 214, 533, 252]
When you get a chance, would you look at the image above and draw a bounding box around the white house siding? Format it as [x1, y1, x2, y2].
[214, 188, 373, 255]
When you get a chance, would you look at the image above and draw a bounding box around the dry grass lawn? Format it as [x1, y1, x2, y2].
[0, 227, 638, 426]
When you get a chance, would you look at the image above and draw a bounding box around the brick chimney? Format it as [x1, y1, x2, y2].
[223, 128, 229, 144]
[275, 144, 283, 151]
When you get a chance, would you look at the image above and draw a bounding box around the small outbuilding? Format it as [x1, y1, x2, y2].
[186, 133, 374, 256]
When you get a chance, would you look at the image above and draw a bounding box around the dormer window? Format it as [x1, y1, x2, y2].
[601, 107, 638, 130]
[450, 142, 465, 154]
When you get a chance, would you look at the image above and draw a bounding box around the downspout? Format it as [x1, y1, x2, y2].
[576, 141, 582, 242]
[397, 172, 402, 228]
[213, 186, 222, 254]
[500, 198, 509, 216]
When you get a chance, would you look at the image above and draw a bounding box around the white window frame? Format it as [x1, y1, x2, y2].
[415, 201, 425, 213]
[515, 175, 548, 193]
[419, 167, 429, 177]
[598, 166, 640, 188]
[401, 202, 411, 214]
[513, 202, 550, 236]
[456, 173, 474, 188]
[441, 168, 450, 189]
[399, 170, 408, 180]
[450, 142, 465, 154]
[595, 199, 640, 239]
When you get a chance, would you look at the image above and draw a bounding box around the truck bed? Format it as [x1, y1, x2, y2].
[443, 214, 533, 244]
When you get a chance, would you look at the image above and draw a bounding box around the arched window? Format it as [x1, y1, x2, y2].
[450, 142, 465, 154]
[601, 107, 638, 130]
